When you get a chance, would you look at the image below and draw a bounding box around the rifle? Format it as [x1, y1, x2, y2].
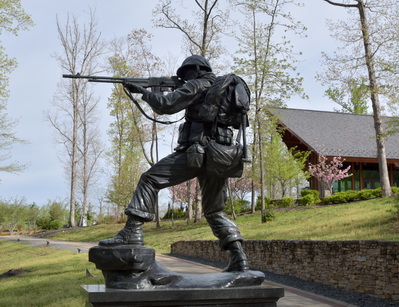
[62, 74, 184, 94]
[62, 73, 185, 124]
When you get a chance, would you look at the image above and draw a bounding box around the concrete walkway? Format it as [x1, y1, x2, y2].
[0, 235, 355, 307]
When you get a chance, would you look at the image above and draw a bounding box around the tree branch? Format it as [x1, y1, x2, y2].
[323, 0, 358, 8]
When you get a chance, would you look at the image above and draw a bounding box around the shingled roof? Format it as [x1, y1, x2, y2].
[269, 108, 399, 160]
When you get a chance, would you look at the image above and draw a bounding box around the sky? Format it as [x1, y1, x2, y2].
[0, 0, 347, 207]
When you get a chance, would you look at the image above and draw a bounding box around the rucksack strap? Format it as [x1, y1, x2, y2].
[123, 87, 184, 125]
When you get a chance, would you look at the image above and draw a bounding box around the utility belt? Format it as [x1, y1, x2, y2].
[179, 120, 243, 178]
[177, 121, 233, 146]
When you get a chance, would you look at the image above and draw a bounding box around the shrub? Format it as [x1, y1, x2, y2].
[37, 217, 64, 230]
[300, 194, 314, 206]
[392, 187, 399, 195]
[357, 189, 373, 200]
[224, 199, 250, 215]
[338, 191, 358, 202]
[255, 197, 273, 211]
[301, 189, 319, 198]
[300, 189, 320, 206]
[162, 208, 186, 219]
[279, 197, 295, 208]
[323, 192, 348, 204]
[261, 207, 276, 222]
[371, 187, 382, 197]
[323, 195, 334, 204]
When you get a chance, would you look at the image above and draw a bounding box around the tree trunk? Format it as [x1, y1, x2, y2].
[251, 179, 256, 213]
[186, 180, 193, 224]
[257, 116, 266, 223]
[194, 179, 202, 222]
[69, 80, 78, 227]
[357, 1, 392, 197]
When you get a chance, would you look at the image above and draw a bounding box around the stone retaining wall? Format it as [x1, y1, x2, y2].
[171, 240, 399, 301]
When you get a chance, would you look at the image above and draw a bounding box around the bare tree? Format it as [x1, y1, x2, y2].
[153, 0, 229, 64]
[77, 88, 104, 226]
[321, 0, 399, 197]
[48, 10, 103, 226]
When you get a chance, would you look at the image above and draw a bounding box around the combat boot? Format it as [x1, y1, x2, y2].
[223, 241, 249, 272]
[99, 217, 144, 246]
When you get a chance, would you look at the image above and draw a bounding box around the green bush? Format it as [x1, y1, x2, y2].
[344, 190, 358, 202]
[300, 194, 314, 206]
[261, 207, 276, 222]
[392, 187, 399, 195]
[323, 195, 334, 204]
[37, 217, 64, 230]
[371, 187, 382, 197]
[337, 191, 358, 202]
[279, 197, 295, 208]
[300, 189, 320, 206]
[225, 199, 250, 214]
[255, 197, 273, 211]
[357, 189, 373, 200]
[324, 192, 349, 204]
[323, 188, 387, 205]
[162, 208, 186, 219]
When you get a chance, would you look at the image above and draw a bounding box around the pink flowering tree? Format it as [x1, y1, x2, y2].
[308, 155, 352, 196]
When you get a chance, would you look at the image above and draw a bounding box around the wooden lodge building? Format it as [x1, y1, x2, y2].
[268, 108, 399, 193]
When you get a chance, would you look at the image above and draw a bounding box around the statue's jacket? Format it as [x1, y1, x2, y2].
[141, 72, 232, 149]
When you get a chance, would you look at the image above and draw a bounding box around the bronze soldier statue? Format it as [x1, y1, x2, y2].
[99, 55, 249, 272]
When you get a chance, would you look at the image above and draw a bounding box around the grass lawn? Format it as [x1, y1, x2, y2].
[0, 241, 103, 307]
[50, 197, 399, 253]
[0, 198, 398, 306]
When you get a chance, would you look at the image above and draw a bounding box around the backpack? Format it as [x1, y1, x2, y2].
[198, 73, 250, 129]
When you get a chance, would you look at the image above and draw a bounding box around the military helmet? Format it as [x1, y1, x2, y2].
[176, 55, 212, 79]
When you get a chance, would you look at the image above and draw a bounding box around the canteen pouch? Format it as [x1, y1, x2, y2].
[206, 140, 244, 178]
[186, 143, 205, 169]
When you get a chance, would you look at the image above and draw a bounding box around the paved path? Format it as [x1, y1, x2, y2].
[0, 235, 355, 307]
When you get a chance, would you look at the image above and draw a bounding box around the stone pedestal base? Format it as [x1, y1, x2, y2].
[89, 244, 266, 289]
[82, 284, 284, 307]
[86, 244, 284, 306]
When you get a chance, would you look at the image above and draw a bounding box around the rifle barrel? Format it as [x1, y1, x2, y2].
[62, 74, 181, 89]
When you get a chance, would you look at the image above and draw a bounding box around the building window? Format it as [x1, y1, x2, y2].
[362, 163, 380, 189]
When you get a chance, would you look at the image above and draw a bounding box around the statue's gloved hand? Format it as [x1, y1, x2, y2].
[124, 81, 146, 94]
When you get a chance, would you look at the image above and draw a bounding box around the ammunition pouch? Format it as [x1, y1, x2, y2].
[186, 143, 205, 169]
[215, 127, 233, 145]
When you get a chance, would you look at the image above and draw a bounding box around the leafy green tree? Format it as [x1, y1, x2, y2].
[37, 200, 68, 230]
[264, 136, 310, 198]
[0, 0, 33, 175]
[232, 0, 307, 222]
[325, 78, 369, 114]
[106, 30, 167, 222]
